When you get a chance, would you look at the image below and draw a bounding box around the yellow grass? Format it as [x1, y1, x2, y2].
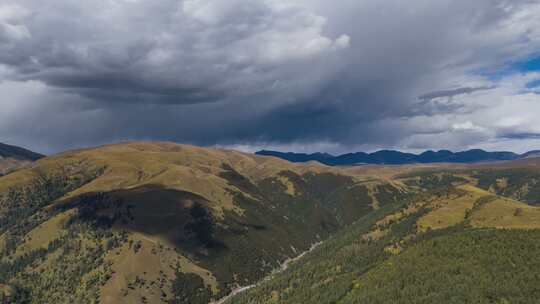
[362, 201, 425, 241]
[0, 284, 14, 298]
[276, 176, 298, 196]
[417, 198, 472, 232]
[362, 182, 382, 210]
[1, 141, 349, 218]
[416, 184, 490, 232]
[415, 183, 540, 231]
[12, 209, 75, 258]
[384, 243, 403, 255]
[101, 232, 218, 304]
[0, 157, 31, 175]
[470, 197, 540, 229]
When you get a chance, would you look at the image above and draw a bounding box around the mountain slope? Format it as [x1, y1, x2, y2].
[228, 161, 540, 304]
[256, 148, 528, 165]
[0, 143, 44, 176]
[0, 143, 43, 161]
[0, 141, 408, 304]
[6, 142, 540, 303]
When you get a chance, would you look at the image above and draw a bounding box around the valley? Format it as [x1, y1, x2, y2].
[1, 141, 540, 303]
[0, 142, 406, 303]
[228, 163, 540, 304]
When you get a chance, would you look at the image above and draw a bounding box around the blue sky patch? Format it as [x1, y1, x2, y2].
[526, 79, 540, 89]
[475, 54, 540, 80]
[515, 55, 540, 72]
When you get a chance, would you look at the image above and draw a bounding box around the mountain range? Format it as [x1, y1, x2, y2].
[3, 141, 540, 303]
[257, 148, 540, 165]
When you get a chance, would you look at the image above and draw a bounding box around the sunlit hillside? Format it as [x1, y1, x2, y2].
[0, 141, 408, 304]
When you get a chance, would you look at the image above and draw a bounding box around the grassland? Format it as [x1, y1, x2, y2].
[0, 141, 411, 304]
[0, 158, 32, 177]
[4, 142, 540, 304]
[470, 197, 540, 229]
[416, 185, 487, 231]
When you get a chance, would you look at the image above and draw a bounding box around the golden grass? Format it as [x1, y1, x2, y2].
[0, 157, 31, 175]
[276, 176, 298, 196]
[360, 182, 382, 210]
[362, 202, 425, 241]
[416, 185, 490, 232]
[0, 141, 340, 218]
[417, 198, 472, 232]
[101, 232, 218, 304]
[0, 235, 4, 253]
[0, 141, 463, 195]
[470, 197, 540, 229]
[12, 209, 75, 258]
[415, 183, 540, 231]
[0, 284, 14, 298]
[2, 141, 433, 222]
[384, 243, 403, 255]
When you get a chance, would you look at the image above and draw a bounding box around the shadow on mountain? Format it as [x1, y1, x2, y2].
[57, 184, 225, 250]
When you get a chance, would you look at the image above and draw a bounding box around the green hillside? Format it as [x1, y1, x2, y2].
[4, 142, 540, 304]
[0, 142, 408, 304]
[228, 163, 540, 304]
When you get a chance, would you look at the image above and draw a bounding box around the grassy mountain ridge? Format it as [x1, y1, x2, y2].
[0, 141, 409, 303]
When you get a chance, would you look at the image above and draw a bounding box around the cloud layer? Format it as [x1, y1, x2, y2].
[1, 0, 540, 154]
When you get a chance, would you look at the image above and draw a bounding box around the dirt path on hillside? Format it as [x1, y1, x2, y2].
[212, 241, 322, 304]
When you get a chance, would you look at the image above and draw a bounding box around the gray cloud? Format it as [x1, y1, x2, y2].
[2, 0, 540, 154]
[498, 132, 540, 140]
[1, 0, 350, 104]
[418, 86, 495, 102]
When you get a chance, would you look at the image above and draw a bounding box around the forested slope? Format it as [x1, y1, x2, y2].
[229, 165, 540, 304]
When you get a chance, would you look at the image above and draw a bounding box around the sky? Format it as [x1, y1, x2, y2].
[1, 0, 540, 155]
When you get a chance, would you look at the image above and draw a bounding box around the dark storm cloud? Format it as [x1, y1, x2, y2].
[0, 0, 350, 105]
[418, 86, 495, 102]
[2, 0, 540, 154]
[498, 132, 540, 140]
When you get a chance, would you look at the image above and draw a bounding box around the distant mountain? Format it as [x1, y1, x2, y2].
[256, 148, 533, 165]
[0, 142, 44, 161]
[521, 150, 540, 159]
[256, 150, 334, 163]
[0, 142, 44, 175]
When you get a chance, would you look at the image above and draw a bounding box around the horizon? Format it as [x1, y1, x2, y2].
[2, 1, 540, 155]
[255, 147, 540, 156]
[2, 139, 539, 157]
